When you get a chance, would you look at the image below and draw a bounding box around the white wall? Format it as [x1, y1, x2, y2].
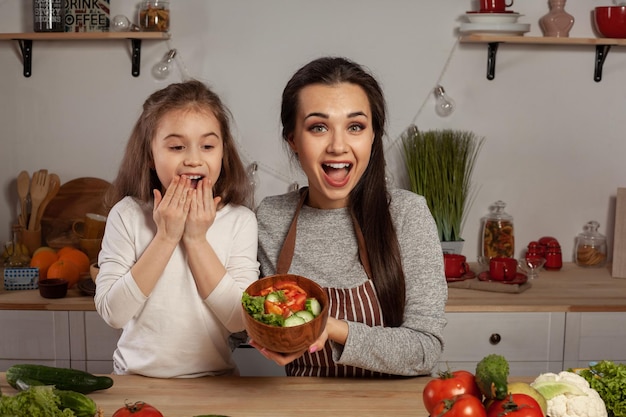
[1, 0, 624, 263]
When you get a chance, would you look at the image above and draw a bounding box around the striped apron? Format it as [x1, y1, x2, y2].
[276, 189, 390, 377]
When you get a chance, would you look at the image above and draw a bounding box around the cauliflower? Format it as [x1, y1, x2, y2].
[531, 371, 607, 417]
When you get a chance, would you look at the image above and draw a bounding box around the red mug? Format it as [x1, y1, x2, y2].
[444, 254, 469, 278]
[479, 0, 514, 13]
[489, 257, 518, 281]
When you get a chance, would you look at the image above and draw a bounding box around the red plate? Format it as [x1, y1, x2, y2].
[477, 271, 528, 285]
[446, 270, 476, 282]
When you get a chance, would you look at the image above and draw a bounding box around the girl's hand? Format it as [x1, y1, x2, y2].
[152, 175, 191, 243]
[183, 174, 221, 243]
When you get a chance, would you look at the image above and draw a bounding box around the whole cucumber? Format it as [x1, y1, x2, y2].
[6, 364, 113, 394]
[55, 389, 98, 417]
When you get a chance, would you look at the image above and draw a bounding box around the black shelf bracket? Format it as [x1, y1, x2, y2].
[131, 38, 142, 77]
[594, 44, 611, 82]
[486, 42, 499, 81]
[18, 39, 33, 77]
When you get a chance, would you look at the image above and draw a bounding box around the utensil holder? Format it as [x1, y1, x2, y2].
[21, 227, 42, 256]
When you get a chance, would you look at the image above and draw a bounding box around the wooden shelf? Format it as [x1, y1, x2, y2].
[0, 32, 171, 77]
[459, 35, 625, 82]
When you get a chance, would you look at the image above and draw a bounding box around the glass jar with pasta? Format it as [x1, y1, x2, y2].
[139, 0, 169, 32]
[575, 220, 607, 267]
[481, 200, 515, 261]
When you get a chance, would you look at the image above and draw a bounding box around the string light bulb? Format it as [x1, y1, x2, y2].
[111, 15, 140, 32]
[433, 85, 455, 117]
[152, 49, 177, 80]
[247, 161, 260, 191]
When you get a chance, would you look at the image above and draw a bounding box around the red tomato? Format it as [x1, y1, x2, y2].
[423, 370, 482, 413]
[285, 292, 307, 312]
[274, 281, 307, 294]
[486, 394, 543, 417]
[431, 394, 486, 417]
[112, 401, 164, 417]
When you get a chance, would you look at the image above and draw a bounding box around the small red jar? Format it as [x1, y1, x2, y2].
[544, 240, 563, 270]
[525, 241, 543, 263]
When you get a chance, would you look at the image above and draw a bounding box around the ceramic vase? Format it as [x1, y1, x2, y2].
[540, 0, 574, 37]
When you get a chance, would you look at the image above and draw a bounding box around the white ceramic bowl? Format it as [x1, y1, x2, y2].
[465, 12, 522, 24]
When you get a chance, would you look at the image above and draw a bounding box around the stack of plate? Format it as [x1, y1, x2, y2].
[460, 11, 530, 36]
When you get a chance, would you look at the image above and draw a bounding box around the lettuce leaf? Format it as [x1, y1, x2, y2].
[577, 360, 626, 417]
[241, 292, 285, 327]
[0, 385, 75, 417]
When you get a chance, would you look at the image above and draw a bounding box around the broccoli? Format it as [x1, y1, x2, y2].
[475, 353, 510, 400]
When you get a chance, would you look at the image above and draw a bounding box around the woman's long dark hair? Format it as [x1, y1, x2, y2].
[281, 57, 405, 327]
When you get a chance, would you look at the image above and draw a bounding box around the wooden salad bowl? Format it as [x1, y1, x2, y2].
[242, 274, 329, 353]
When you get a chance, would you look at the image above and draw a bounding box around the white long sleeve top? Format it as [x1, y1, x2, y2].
[94, 196, 259, 378]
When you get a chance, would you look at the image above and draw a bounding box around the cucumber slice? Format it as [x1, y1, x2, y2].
[265, 292, 283, 303]
[283, 315, 306, 327]
[305, 298, 322, 317]
[294, 310, 315, 323]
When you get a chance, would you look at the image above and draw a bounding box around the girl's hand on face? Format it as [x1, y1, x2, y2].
[183, 175, 222, 243]
[152, 175, 191, 243]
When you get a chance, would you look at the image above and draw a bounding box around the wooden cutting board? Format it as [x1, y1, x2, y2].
[41, 177, 112, 249]
[612, 187, 626, 278]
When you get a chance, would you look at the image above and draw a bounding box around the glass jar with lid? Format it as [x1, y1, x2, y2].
[481, 200, 515, 261]
[139, 0, 169, 32]
[575, 221, 607, 267]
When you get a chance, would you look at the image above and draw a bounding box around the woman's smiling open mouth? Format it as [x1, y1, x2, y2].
[322, 162, 352, 187]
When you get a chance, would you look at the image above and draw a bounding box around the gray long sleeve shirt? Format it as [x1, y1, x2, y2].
[256, 188, 448, 376]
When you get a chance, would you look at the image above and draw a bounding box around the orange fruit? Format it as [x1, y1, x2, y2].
[56, 246, 78, 258]
[47, 259, 80, 288]
[58, 248, 90, 275]
[30, 250, 58, 280]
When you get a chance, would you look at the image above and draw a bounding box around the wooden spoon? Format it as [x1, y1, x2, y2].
[28, 169, 50, 231]
[35, 173, 60, 230]
[17, 171, 30, 228]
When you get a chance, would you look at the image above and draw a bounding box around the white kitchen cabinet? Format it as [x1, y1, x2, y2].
[563, 312, 626, 370]
[0, 310, 71, 370]
[68, 311, 120, 374]
[438, 312, 566, 376]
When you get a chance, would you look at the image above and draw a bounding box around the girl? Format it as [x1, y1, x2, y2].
[95, 80, 259, 378]
[253, 57, 447, 377]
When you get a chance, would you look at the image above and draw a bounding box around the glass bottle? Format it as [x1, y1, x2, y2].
[5, 225, 30, 267]
[481, 200, 515, 261]
[33, 0, 64, 32]
[575, 221, 608, 267]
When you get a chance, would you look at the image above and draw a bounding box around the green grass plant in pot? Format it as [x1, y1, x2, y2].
[401, 125, 484, 253]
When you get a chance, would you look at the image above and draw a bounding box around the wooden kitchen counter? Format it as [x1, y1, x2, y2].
[1, 263, 626, 312]
[0, 373, 533, 417]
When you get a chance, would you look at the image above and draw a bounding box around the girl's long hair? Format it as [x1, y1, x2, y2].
[106, 80, 252, 210]
[281, 57, 405, 327]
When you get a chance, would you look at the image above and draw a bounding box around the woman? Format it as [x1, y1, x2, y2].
[253, 57, 447, 377]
